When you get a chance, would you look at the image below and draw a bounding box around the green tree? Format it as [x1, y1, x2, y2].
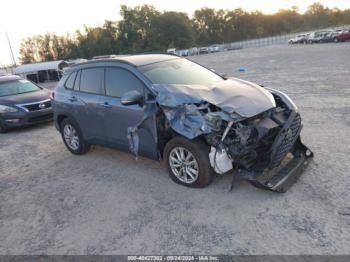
[192, 8, 227, 45]
[150, 11, 194, 50]
[77, 20, 119, 58]
[19, 2, 350, 64]
[19, 38, 37, 64]
[118, 5, 159, 53]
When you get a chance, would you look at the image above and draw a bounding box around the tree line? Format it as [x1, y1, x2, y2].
[19, 2, 350, 64]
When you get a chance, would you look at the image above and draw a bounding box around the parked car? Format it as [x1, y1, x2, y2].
[0, 75, 53, 133]
[199, 47, 209, 54]
[178, 49, 189, 56]
[335, 29, 348, 35]
[320, 31, 338, 43]
[189, 47, 199, 56]
[209, 44, 220, 52]
[288, 34, 308, 44]
[14, 60, 68, 90]
[335, 29, 350, 42]
[52, 54, 313, 192]
[307, 31, 331, 43]
[166, 48, 176, 54]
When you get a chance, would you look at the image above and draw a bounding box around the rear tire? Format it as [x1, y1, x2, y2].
[60, 118, 90, 155]
[164, 136, 214, 188]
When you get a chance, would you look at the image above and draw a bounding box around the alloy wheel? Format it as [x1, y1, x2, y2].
[169, 147, 199, 184]
[63, 124, 80, 151]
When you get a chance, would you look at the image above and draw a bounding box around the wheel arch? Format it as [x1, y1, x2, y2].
[57, 114, 68, 129]
[56, 114, 82, 135]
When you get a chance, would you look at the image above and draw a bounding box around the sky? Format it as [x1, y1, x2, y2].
[0, 0, 349, 66]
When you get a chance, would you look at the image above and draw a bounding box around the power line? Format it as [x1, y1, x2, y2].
[6, 32, 16, 66]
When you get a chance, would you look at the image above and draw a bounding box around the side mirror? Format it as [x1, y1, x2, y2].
[121, 90, 144, 106]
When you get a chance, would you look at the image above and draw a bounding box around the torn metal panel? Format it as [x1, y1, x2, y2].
[127, 100, 158, 158]
[127, 79, 276, 158]
[162, 104, 212, 139]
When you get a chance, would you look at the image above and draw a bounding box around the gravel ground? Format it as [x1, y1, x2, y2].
[1, 43, 350, 255]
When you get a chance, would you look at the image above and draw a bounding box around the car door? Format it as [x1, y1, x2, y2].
[101, 66, 159, 159]
[73, 67, 107, 141]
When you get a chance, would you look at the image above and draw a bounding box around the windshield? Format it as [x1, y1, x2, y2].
[0, 79, 41, 97]
[139, 58, 223, 85]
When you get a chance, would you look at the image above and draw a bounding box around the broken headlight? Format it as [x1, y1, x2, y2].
[267, 88, 298, 111]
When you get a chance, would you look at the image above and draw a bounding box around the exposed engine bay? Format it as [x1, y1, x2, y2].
[127, 80, 313, 193]
[204, 100, 296, 173]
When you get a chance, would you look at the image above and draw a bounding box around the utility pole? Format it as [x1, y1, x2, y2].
[6, 32, 16, 66]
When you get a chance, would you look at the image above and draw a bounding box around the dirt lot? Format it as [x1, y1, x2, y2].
[1, 43, 350, 255]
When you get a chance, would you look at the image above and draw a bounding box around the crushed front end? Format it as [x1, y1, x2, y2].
[128, 82, 314, 193]
[204, 90, 314, 193]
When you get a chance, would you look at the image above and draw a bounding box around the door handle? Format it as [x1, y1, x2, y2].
[100, 102, 112, 108]
[69, 96, 77, 102]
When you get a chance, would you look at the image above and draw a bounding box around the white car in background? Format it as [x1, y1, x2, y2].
[307, 31, 331, 43]
[189, 47, 199, 55]
[166, 48, 176, 54]
[209, 44, 220, 52]
[178, 49, 189, 56]
[288, 34, 308, 44]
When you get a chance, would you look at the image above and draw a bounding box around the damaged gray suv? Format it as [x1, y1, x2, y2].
[53, 54, 313, 192]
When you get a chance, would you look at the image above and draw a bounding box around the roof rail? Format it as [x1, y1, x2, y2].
[92, 54, 127, 60]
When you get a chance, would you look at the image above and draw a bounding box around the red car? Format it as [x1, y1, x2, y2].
[336, 29, 350, 42]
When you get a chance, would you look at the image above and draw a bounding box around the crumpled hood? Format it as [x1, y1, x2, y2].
[152, 78, 276, 118]
[127, 78, 277, 157]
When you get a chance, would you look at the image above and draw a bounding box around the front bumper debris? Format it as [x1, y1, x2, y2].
[234, 137, 313, 193]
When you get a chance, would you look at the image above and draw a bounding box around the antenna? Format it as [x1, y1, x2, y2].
[6, 32, 16, 66]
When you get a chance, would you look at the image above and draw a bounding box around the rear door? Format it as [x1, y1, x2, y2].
[74, 67, 107, 141]
[101, 66, 158, 159]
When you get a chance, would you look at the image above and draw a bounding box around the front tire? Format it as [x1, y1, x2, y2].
[60, 118, 90, 155]
[164, 136, 214, 188]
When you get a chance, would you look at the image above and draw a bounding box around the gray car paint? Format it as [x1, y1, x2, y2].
[53, 56, 280, 160]
[125, 79, 278, 157]
[153, 78, 276, 117]
[53, 61, 159, 160]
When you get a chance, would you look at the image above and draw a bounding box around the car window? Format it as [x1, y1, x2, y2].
[80, 68, 104, 94]
[139, 58, 223, 85]
[65, 71, 77, 89]
[105, 67, 144, 97]
[0, 79, 40, 97]
[74, 70, 81, 90]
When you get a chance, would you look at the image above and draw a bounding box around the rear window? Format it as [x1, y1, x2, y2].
[80, 68, 104, 94]
[74, 70, 81, 90]
[0, 79, 40, 97]
[65, 72, 77, 89]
